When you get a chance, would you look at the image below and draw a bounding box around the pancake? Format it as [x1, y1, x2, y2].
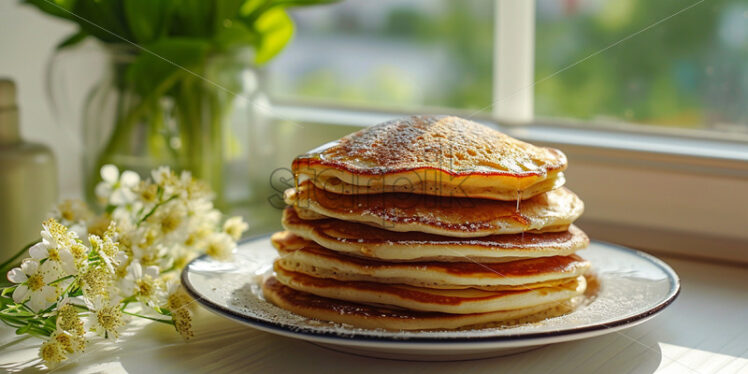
[292, 115, 567, 201]
[280, 207, 589, 261]
[303, 170, 566, 201]
[273, 263, 587, 314]
[263, 277, 581, 330]
[285, 181, 584, 237]
[272, 232, 590, 290]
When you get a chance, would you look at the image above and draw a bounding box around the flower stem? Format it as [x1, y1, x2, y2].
[0, 315, 54, 337]
[89, 70, 184, 201]
[49, 275, 75, 285]
[122, 310, 174, 325]
[0, 240, 37, 276]
[138, 195, 177, 225]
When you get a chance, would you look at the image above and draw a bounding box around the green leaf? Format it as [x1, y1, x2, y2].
[214, 0, 248, 31]
[124, 0, 174, 43]
[215, 20, 258, 51]
[270, 0, 341, 7]
[16, 324, 31, 335]
[1, 287, 16, 297]
[253, 7, 293, 64]
[71, 0, 134, 43]
[22, 0, 78, 21]
[242, 0, 340, 22]
[240, 0, 270, 19]
[57, 30, 87, 49]
[125, 38, 211, 98]
[169, 0, 216, 38]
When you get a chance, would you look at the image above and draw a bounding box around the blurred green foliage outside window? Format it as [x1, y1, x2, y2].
[535, 0, 747, 132]
[269, 0, 747, 133]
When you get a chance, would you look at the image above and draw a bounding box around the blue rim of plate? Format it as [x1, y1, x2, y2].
[181, 235, 680, 344]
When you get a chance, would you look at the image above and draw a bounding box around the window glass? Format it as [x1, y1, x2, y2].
[535, 0, 748, 132]
[268, 0, 494, 109]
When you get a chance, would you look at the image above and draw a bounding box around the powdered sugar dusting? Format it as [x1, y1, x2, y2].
[295, 115, 565, 176]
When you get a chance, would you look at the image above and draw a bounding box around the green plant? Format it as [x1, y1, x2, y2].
[25, 0, 340, 205]
[27, 0, 340, 74]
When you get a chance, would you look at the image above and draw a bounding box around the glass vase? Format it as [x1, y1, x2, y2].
[48, 43, 270, 210]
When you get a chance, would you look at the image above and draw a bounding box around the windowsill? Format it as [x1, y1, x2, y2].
[270, 99, 748, 163]
[2, 248, 746, 372]
[512, 122, 748, 163]
[267, 102, 748, 264]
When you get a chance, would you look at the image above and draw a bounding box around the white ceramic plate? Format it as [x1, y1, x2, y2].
[182, 236, 679, 361]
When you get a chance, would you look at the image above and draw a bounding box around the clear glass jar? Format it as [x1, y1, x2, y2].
[48, 43, 270, 210]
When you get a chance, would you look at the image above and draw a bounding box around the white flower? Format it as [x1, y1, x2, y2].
[79, 265, 114, 299]
[120, 261, 163, 305]
[84, 294, 124, 339]
[49, 200, 93, 238]
[128, 221, 174, 269]
[151, 166, 179, 196]
[39, 218, 77, 249]
[56, 298, 85, 335]
[39, 338, 66, 368]
[133, 181, 159, 211]
[163, 277, 180, 297]
[67, 224, 88, 241]
[178, 170, 192, 184]
[7, 259, 58, 312]
[29, 219, 78, 275]
[204, 232, 235, 260]
[150, 200, 188, 238]
[95, 164, 140, 206]
[150, 166, 173, 185]
[89, 233, 127, 273]
[51, 328, 86, 355]
[163, 280, 195, 339]
[185, 198, 216, 218]
[183, 175, 213, 202]
[223, 216, 248, 241]
[29, 243, 76, 276]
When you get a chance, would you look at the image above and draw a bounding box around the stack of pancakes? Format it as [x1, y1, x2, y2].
[263, 115, 591, 330]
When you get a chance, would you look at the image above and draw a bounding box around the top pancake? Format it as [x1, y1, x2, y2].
[292, 115, 567, 200]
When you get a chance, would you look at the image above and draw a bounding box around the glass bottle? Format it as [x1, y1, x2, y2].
[0, 79, 58, 258]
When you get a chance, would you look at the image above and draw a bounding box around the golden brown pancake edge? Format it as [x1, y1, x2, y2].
[279, 207, 589, 261]
[262, 277, 580, 331]
[272, 230, 591, 290]
[284, 181, 584, 237]
[272, 263, 587, 314]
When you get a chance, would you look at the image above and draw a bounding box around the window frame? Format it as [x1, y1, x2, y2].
[265, 0, 748, 263]
[493, 0, 534, 122]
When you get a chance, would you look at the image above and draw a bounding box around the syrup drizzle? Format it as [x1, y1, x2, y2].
[517, 189, 526, 241]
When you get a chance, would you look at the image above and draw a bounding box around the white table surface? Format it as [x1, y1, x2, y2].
[1, 255, 747, 374]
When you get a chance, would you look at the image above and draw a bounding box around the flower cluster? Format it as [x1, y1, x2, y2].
[0, 165, 247, 368]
